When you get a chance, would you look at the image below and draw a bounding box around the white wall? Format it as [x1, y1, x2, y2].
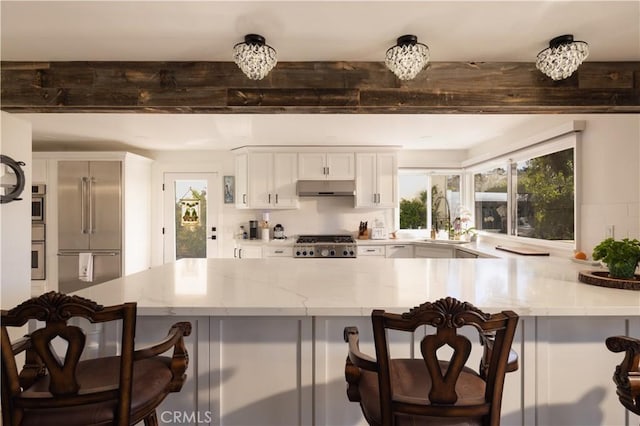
[1, 111, 32, 310]
[578, 115, 639, 253]
[123, 153, 153, 274]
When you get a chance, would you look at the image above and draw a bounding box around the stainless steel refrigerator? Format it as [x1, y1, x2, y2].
[58, 161, 122, 293]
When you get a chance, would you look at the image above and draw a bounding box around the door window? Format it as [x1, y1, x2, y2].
[164, 173, 218, 263]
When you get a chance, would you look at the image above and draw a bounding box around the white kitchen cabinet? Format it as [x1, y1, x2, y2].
[414, 245, 454, 258]
[237, 152, 298, 209]
[234, 244, 263, 259]
[385, 244, 414, 258]
[455, 248, 479, 258]
[357, 245, 385, 257]
[263, 246, 294, 257]
[355, 152, 397, 208]
[234, 153, 248, 208]
[298, 152, 354, 180]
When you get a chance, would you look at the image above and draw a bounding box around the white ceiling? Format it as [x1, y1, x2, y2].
[2, 1, 639, 151]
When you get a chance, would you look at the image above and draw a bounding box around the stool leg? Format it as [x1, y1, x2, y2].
[143, 410, 158, 426]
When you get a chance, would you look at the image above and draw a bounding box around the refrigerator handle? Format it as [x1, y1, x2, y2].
[81, 177, 88, 234]
[89, 177, 96, 234]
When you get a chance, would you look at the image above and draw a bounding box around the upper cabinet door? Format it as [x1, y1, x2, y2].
[325, 153, 355, 180]
[235, 153, 249, 209]
[375, 153, 397, 208]
[355, 153, 377, 208]
[237, 151, 299, 209]
[248, 152, 274, 209]
[354, 152, 397, 208]
[298, 153, 327, 180]
[272, 153, 298, 208]
[298, 152, 355, 180]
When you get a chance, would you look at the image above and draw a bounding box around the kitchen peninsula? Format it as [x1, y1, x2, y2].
[72, 256, 640, 426]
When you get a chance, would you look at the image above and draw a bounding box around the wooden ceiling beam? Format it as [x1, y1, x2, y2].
[1, 61, 638, 113]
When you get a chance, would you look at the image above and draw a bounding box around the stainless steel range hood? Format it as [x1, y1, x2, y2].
[296, 180, 355, 197]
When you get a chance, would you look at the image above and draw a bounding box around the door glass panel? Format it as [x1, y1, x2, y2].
[174, 180, 207, 260]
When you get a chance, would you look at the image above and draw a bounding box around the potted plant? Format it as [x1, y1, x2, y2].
[592, 238, 640, 279]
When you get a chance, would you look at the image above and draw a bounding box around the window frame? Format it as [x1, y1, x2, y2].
[397, 131, 580, 251]
[465, 133, 579, 250]
[397, 169, 464, 237]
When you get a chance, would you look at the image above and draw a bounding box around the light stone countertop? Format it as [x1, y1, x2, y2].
[73, 256, 640, 317]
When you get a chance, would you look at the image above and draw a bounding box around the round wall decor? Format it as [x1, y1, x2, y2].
[1, 154, 26, 204]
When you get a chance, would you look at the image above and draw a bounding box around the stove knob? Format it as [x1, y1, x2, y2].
[309, 250, 314, 256]
[343, 250, 348, 256]
[321, 249, 329, 257]
[302, 251, 307, 256]
[330, 249, 336, 256]
[296, 251, 301, 256]
[349, 250, 355, 256]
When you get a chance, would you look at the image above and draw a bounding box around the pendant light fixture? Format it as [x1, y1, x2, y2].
[536, 34, 589, 80]
[385, 35, 430, 80]
[233, 34, 277, 80]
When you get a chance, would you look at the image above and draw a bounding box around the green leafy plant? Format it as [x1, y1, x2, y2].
[592, 238, 640, 279]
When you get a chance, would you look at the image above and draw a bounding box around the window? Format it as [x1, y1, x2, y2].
[399, 171, 461, 233]
[515, 148, 574, 240]
[473, 146, 575, 242]
[474, 167, 508, 235]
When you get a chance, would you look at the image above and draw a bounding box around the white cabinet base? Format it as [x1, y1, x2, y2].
[123, 315, 640, 425]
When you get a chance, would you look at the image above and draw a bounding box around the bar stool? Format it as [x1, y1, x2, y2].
[606, 335, 640, 415]
[343, 297, 519, 426]
[1, 291, 191, 426]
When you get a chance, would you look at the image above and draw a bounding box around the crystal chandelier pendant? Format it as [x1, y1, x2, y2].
[385, 35, 430, 80]
[233, 34, 277, 80]
[536, 34, 589, 81]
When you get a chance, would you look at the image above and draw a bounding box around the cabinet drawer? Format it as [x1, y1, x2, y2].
[455, 248, 478, 258]
[357, 246, 385, 256]
[414, 245, 454, 258]
[385, 245, 414, 258]
[263, 246, 294, 257]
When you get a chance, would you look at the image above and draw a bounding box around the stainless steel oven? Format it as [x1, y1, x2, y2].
[32, 184, 46, 222]
[32, 224, 46, 280]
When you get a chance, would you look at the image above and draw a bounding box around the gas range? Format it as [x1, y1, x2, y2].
[294, 235, 357, 258]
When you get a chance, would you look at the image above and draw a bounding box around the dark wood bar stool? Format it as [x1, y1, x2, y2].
[344, 297, 519, 426]
[605, 335, 640, 415]
[1, 291, 191, 426]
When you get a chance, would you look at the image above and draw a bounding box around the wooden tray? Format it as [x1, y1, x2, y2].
[578, 270, 640, 290]
[495, 245, 550, 256]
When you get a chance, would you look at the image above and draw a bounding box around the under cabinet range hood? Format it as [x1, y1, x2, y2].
[296, 180, 355, 197]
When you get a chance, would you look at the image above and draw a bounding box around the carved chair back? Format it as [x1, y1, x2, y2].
[606, 335, 640, 415]
[1, 292, 137, 426]
[371, 297, 518, 426]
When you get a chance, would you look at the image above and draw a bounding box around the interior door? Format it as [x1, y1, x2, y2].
[163, 173, 219, 263]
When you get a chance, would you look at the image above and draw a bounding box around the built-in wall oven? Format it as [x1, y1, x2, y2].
[32, 184, 45, 222]
[31, 184, 46, 280]
[32, 224, 45, 280]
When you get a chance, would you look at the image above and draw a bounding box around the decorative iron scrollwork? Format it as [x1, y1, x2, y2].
[0, 154, 26, 204]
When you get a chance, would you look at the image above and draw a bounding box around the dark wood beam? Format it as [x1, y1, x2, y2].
[1, 61, 638, 113]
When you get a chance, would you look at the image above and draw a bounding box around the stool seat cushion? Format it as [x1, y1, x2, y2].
[358, 359, 485, 426]
[19, 356, 173, 426]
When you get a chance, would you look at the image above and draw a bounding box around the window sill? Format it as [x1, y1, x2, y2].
[477, 232, 574, 258]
